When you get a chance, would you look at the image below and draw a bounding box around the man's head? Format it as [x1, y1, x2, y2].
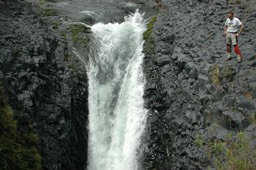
[227, 11, 234, 19]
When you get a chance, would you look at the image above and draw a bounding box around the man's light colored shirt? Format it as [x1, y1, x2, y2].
[225, 17, 242, 33]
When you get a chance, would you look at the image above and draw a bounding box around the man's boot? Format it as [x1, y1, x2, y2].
[226, 53, 232, 60]
[237, 55, 242, 63]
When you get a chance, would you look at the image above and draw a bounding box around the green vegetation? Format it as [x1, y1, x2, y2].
[143, 16, 157, 42]
[0, 83, 42, 170]
[208, 64, 236, 86]
[249, 112, 256, 124]
[39, 0, 59, 4]
[208, 132, 256, 170]
[68, 24, 90, 48]
[143, 16, 157, 56]
[227, 0, 241, 4]
[222, 65, 235, 80]
[196, 116, 256, 170]
[209, 64, 221, 87]
[195, 134, 203, 147]
[39, 0, 45, 5]
[51, 20, 62, 29]
[42, 8, 57, 16]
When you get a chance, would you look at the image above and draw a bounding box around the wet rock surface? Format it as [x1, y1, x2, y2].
[142, 0, 256, 169]
[0, 0, 88, 169]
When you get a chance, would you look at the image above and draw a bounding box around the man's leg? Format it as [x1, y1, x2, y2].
[231, 34, 242, 62]
[226, 44, 232, 60]
[226, 34, 232, 60]
[234, 45, 242, 62]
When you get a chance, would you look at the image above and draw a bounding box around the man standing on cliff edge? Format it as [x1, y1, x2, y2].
[224, 11, 244, 63]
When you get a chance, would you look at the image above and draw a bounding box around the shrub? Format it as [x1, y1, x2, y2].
[208, 132, 256, 170]
[209, 64, 221, 87]
[222, 65, 235, 81]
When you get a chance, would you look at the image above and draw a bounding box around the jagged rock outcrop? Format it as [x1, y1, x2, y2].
[142, 0, 256, 169]
[0, 0, 88, 169]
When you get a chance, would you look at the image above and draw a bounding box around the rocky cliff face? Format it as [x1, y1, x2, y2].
[0, 0, 157, 169]
[142, 0, 256, 169]
[1, 0, 256, 169]
[0, 0, 88, 169]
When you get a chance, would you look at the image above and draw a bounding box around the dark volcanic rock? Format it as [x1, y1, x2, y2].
[142, 0, 256, 169]
[0, 0, 88, 169]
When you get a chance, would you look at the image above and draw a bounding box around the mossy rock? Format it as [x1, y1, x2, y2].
[40, 0, 59, 4]
[68, 24, 90, 48]
[51, 20, 62, 29]
[42, 8, 57, 16]
[143, 16, 157, 56]
[227, 0, 241, 4]
[0, 82, 42, 170]
[143, 16, 157, 42]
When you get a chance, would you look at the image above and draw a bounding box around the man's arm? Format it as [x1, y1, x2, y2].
[224, 25, 228, 34]
[235, 24, 244, 36]
[238, 24, 244, 34]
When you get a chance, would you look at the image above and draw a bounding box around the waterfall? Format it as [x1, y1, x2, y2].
[87, 11, 148, 170]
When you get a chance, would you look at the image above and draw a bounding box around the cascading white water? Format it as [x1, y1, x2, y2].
[87, 11, 148, 170]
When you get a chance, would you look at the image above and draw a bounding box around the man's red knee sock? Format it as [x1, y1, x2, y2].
[234, 45, 241, 56]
